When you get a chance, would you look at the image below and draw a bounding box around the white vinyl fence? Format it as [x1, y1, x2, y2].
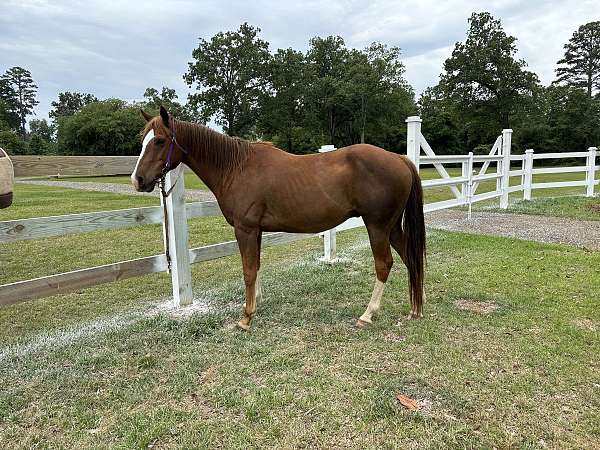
[1, 117, 597, 307]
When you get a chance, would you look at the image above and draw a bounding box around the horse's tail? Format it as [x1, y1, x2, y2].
[401, 158, 426, 318]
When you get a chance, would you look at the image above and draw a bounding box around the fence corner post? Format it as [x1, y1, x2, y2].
[587, 147, 597, 197]
[319, 145, 337, 263]
[406, 116, 422, 172]
[500, 128, 512, 209]
[162, 165, 193, 306]
[524, 149, 534, 201]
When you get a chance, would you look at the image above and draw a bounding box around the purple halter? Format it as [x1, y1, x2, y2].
[162, 119, 187, 176]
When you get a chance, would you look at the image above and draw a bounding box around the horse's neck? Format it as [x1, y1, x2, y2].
[178, 125, 242, 198]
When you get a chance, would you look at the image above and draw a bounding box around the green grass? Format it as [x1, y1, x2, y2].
[1, 228, 599, 448]
[1, 165, 599, 447]
[31, 172, 209, 190]
[0, 184, 160, 220]
[483, 196, 600, 221]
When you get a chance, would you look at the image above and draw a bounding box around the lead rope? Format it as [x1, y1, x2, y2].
[159, 175, 172, 272]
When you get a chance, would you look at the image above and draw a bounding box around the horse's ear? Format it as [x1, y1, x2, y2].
[159, 106, 170, 127]
[140, 109, 153, 122]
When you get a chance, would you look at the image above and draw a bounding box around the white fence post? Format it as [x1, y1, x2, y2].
[500, 128, 512, 209]
[463, 152, 474, 219]
[319, 145, 337, 263]
[523, 149, 534, 201]
[162, 165, 193, 306]
[406, 116, 422, 172]
[587, 147, 597, 197]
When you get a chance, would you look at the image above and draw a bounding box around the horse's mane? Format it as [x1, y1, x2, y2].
[141, 117, 253, 174]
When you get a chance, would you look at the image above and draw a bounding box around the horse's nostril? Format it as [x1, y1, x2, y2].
[136, 176, 144, 186]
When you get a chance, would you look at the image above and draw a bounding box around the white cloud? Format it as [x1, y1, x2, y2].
[0, 0, 597, 121]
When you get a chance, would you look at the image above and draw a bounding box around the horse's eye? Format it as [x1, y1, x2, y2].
[154, 138, 165, 146]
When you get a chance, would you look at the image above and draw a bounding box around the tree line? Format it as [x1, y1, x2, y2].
[0, 13, 598, 157]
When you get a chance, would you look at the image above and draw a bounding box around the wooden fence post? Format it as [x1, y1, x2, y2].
[500, 128, 512, 209]
[161, 164, 193, 306]
[523, 149, 534, 201]
[587, 147, 597, 197]
[406, 116, 422, 172]
[319, 145, 337, 263]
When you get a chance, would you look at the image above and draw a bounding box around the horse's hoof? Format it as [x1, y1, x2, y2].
[237, 320, 251, 331]
[356, 318, 371, 328]
[407, 312, 423, 320]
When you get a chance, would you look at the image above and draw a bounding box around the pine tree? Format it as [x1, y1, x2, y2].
[0, 67, 39, 136]
[555, 21, 600, 97]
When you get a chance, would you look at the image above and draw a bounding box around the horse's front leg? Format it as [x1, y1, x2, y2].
[234, 226, 261, 330]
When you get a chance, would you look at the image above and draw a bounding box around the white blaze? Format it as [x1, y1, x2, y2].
[131, 129, 155, 188]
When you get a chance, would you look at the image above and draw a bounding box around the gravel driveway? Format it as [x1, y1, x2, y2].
[17, 178, 600, 250]
[426, 209, 600, 251]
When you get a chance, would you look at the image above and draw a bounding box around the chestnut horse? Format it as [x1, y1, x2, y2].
[132, 107, 425, 330]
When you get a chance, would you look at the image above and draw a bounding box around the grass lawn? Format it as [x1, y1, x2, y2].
[28, 172, 209, 191]
[482, 196, 600, 222]
[0, 227, 599, 448]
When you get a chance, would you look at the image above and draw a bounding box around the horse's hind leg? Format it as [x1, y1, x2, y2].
[357, 224, 393, 327]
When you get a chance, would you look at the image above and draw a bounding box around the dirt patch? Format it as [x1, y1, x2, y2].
[454, 298, 498, 315]
[587, 203, 600, 213]
[572, 318, 597, 332]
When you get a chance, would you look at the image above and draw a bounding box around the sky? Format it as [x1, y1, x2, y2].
[1, 0, 598, 123]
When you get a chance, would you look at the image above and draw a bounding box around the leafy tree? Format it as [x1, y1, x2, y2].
[418, 86, 463, 154]
[555, 21, 600, 97]
[258, 48, 310, 152]
[0, 97, 19, 132]
[184, 22, 271, 137]
[49, 91, 97, 124]
[0, 130, 27, 154]
[28, 119, 56, 154]
[56, 99, 144, 156]
[544, 85, 600, 151]
[143, 87, 192, 121]
[29, 119, 54, 142]
[305, 36, 350, 145]
[440, 12, 539, 148]
[0, 67, 39, 135]
[342, 43, 415, 148]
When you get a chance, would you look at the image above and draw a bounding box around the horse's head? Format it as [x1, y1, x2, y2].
[0, 148, 14, 209]
[131, 106, 186, 192]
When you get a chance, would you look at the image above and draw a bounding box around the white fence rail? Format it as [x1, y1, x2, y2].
[1, 118, 597, 306]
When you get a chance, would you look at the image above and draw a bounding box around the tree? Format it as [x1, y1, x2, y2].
[440, 12, 539, 148]
[184, 22, 271, 137]
[305, 36, 350, 145]
[342, 43, 415, 147]
[418, 86, 463, 155]
[258, 48, 311, 152]
[28, 118, 56, 154]
[555, 21, 600, 97]
[0, 67, 39, 135]
[56, 99, 144, 156]
[143, 87, 192, 121]
[29, 119, 54, 142]
[49, 91, 97, 124]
